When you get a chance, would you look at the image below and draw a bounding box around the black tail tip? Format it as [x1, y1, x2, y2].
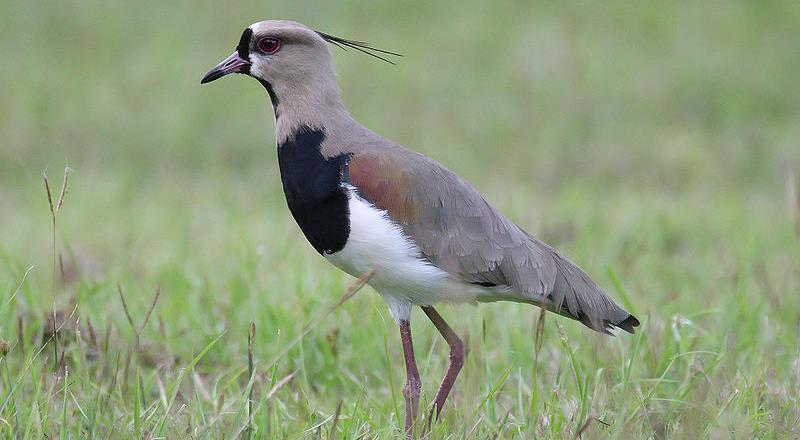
[617, 314, 641, 334]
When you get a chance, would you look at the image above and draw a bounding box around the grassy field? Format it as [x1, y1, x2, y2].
[2, 0, 800, 438]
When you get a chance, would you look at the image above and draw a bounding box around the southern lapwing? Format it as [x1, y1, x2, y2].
[201, 20, 639, 435]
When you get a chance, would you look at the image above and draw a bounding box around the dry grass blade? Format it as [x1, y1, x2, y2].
[17, 315, 25, 360]
[334, 269, 376, 307]
[43, 169, 55, 217]
[156, 373, 168, 409]
[264, 371, 296, 402]
[246, 322, 255, 439]
[117, 284, 161, 350]
[526, 304, 548, 416]
[42, 301, 79, 372]
[42, 166, 71, 216]
[329, 398, 344, 439]
[138, 287, 161, 335]
[43, 167, 70, 372]
[55, 167, 70, 212]
[85, 318, 99, 350]
[117, 283, 136, 331]
[264, 269, 375, 371]
[575, 417, 593, 438]
[58, 254, 66, 287]
[6, 265, 33, 305]
[192, 371, 211, 402]
[215, 391, 225, 418]
[534, 305, 547, 357]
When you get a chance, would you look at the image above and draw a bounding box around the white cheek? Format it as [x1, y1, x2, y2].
[248, 59, 270, 78]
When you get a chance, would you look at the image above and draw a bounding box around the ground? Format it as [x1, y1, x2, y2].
[1, 1, 799, 438]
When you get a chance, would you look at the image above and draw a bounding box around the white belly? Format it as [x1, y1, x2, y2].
[325, 186, 482, 321]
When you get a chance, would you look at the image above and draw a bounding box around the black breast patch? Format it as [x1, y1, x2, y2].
[277, 126, 351, 255]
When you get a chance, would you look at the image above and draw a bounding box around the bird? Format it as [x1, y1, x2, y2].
[201, 20, 639, 436]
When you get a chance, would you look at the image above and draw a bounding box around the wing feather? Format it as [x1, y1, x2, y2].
[346, 148, 638, 333]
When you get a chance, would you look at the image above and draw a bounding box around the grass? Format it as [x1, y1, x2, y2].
[1, 0, 800, 438]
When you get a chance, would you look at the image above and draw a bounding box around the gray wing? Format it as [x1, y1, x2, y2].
[346, 146, 639, 334]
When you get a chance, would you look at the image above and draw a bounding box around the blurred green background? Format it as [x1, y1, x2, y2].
[1, 0, 799, 438]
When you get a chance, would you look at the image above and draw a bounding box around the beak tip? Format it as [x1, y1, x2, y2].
[200, 72, 219, 84]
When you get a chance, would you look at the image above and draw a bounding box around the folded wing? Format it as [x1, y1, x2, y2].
[346, 148, 639, 334]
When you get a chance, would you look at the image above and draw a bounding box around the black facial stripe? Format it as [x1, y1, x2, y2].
[257, 79, 279, 114]
[237, 28, 253, 61]
[277, 126, 351, 255]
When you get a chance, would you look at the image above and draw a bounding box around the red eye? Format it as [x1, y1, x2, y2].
[256, 37, 281, 54]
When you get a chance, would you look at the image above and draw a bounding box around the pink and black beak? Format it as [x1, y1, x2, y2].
[200, 28, 253, 84]
[200, 52, 251, 84]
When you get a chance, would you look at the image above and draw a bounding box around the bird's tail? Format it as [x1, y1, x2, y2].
[545, 250, 640, 334]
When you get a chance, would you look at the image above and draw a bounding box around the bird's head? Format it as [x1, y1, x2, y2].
[201, 20, 399, 114]
[201, 21, 334, 102]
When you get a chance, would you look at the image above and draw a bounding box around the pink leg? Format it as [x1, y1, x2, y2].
[421, 306, 465, 425]
[399, 319, 421, 437]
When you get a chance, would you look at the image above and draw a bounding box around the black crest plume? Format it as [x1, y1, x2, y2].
[316, 31, 402, 64]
